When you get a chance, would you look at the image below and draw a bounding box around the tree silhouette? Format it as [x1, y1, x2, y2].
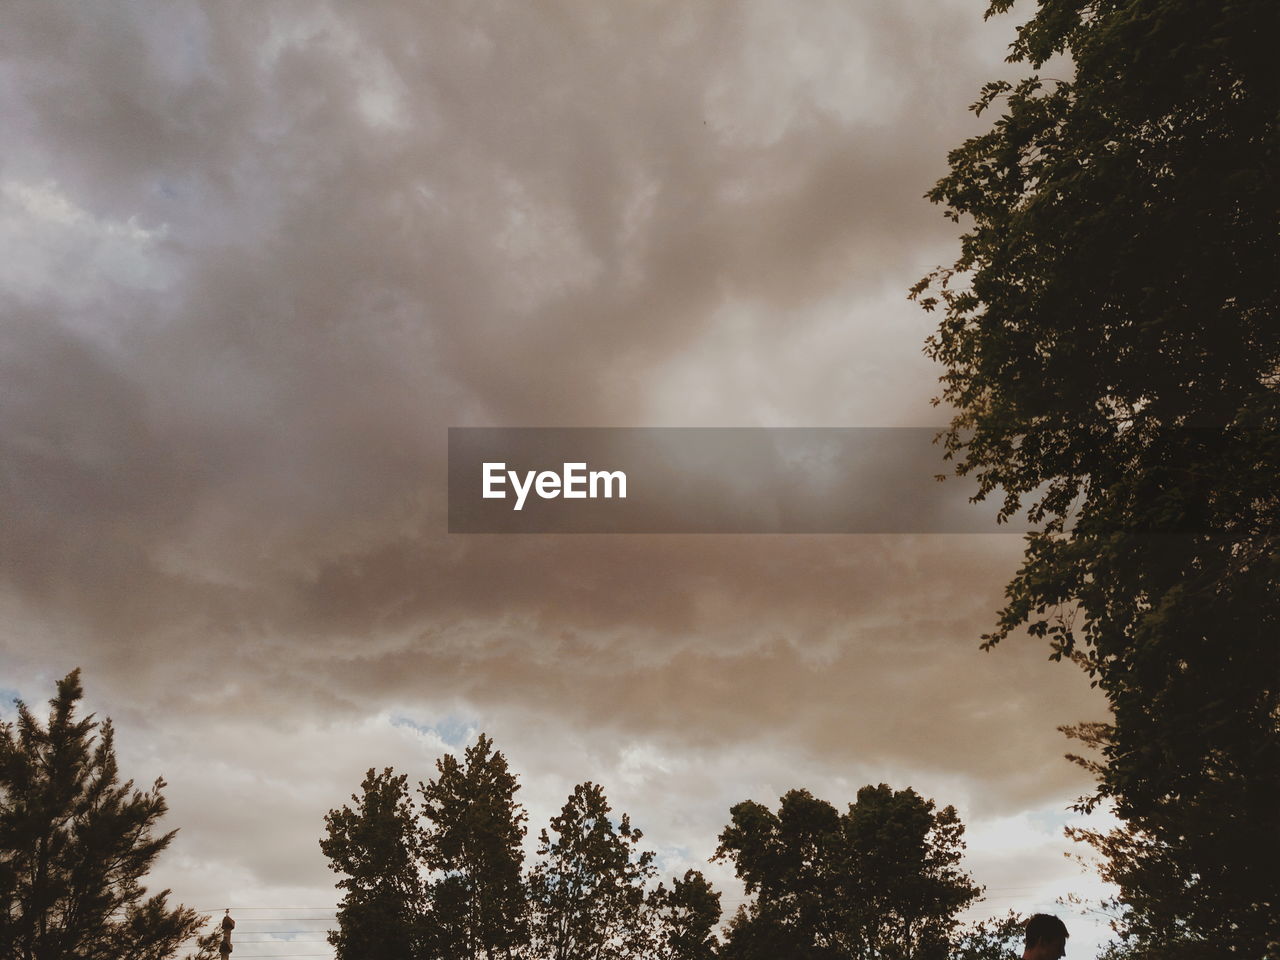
[913, 0, 1279, 954]
[322, 736, 531, 960]
[526, 781, 657, 960]
[321, 767, 425, 960]
[652, 869, 721, 960]
[951, 911, 1024, 960]
[715, 784, 980, 960]
[0, 670, 215, 960]
[419, 733, 528, 960]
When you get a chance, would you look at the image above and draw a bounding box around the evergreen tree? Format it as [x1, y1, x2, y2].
[0, 670, 214, 960]
[914, 0, 1280, 953]
[321, 767, 425, 960]
[527, 782, 657, 960]
[419, 733, 528, 960]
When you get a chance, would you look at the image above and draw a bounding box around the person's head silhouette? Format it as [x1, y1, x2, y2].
[1023, 913, 1068, 960]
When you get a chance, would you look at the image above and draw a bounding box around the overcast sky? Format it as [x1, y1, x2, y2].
[1, 1, 1117, 956]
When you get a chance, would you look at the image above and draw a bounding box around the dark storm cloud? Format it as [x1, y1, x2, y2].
[0, 3, 1104, 918]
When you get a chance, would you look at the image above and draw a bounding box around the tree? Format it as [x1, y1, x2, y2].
[321, 767, 425, 960]
[912, 0, 1280, 954]
[419, 733, 528, 959]
[951, 912, 1024, 960]
[716, 789, 844, 960]
[652, 869, 721, 960]
[714, 784, 981, 960]
[0, 669, 215, 960]
[526, 781, 657, 960]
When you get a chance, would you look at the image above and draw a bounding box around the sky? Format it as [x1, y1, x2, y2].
[1, 0, 1118, 956]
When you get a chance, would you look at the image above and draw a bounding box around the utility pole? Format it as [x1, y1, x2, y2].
[219, 909, 235, 957]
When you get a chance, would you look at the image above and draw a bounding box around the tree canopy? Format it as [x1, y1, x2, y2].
[526, 781, 658, 960]
[420, 733, 529, 959]
[321, 735, 529, 960]
[321, 767, 426, 960]
[322, 748, 998, 960]
[914, 0, 1280, 955]
[0, 670, 215, 960]
[714, 784, 981, 960]
[951, 911, 1025, 960]
[652, 869, 722, 960]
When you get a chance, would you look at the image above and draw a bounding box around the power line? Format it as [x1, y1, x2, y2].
[195, 907, 338, 912]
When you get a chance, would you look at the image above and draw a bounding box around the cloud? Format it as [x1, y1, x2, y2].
[0, 0, 1109, 939]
